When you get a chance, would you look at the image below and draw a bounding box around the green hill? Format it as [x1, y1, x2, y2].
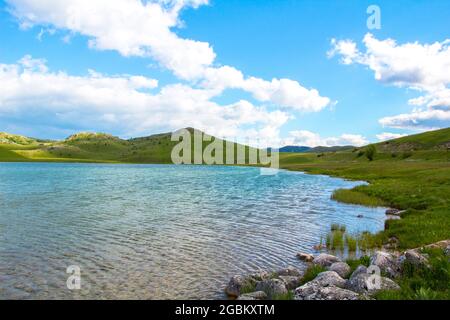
[375, 127, 450, 152]
[0, 128, 261, 164]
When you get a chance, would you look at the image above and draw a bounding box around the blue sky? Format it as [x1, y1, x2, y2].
[0, 0, 449, 146]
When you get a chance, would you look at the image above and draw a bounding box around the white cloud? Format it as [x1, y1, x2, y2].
[6, 0, 331, 112]
[285, 130, 368, 147]
[0, 56, 288, 146]
[376, 132, 407, 141]
[329, 33, 450, 130]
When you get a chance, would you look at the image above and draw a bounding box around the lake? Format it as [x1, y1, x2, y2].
[0, 163, 386, 299]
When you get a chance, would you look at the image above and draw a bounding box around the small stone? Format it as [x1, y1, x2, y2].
[313, 253, 341, 267]
[357, 214, 364, 218]
[297, 252, 314, 262]
[329, 262, 351, 278]
[386, 209, 402, 216]
[236, 291, 267, 300]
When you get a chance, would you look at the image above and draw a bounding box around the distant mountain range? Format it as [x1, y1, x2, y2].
[275, 145, 355, 153]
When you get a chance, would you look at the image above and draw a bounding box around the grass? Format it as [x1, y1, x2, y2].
[346, 256, 371, 276]
[375, 248, 450, 300]
[332, 189, 387, 207]
[300, 265, 327, 285]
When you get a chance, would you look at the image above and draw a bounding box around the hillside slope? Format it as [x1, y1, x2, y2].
[0, 129, 261, 164]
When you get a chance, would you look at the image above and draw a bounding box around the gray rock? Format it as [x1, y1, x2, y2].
[310, 271, 347, 288]
[225, 275, 255, 297]
[385, 209, 403, 216]
[276, 266, 302, 277]
[445, 245, 450, 257]
[295, 285, 360, 300]
[346, 273, 400, 295]
[279, 276, 302, 290]
[313, 253, 341, 267]
[400, 249, 429, 268]
[255, 279, 288, 299]
[370, 251, 401, 278]
[329, 262, 351, 279]
[297, 252, 314, 262]
[236, 291, 267, 300]
[350, 265, 368, 279]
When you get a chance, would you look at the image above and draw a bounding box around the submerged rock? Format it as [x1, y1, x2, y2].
[255, 279, 288, 299]
[297, 252, 314, 262]
[276, 266, 302, 277]
[313, 253, 341, 267]
[329, 262, 351, 279]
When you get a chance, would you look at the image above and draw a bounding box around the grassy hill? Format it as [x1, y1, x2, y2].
[0, 128, 261, 164]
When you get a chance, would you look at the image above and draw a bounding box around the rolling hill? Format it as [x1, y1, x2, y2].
[0, 128, 261, 164]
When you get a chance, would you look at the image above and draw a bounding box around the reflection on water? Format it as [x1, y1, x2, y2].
[0, 163, 386, 299]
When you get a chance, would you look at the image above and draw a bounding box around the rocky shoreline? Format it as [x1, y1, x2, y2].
[225, 240, 450, 300]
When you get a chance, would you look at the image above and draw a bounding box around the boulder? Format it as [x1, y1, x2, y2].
[297, 252, 314, 262]
[313, 253, 341, 267]
[295, 285, 360, 300]
[304, 271, 347, 288]
[350, 265, 367, 279]
[346, 273, 400, 295]
[279, 276, 302, 290]
[225, 275, 255, 297]
[255, 279, 288, 299]
[399, 249, 429, 268]
[248, 271, 271, 281]
[276, 266, 302, 277]
[236, 291, 267, 300]
[329, 262, 351, 279]
[370, 251, 401, 278]
[445, 245, 450, 257]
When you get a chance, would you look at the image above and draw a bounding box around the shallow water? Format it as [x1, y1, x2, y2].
[0, 163, 386, 299]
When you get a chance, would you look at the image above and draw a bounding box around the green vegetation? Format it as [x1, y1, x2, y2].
[365, 144, 376, 161]
[279, 127, 450, 249]
[272, 290, 295, 300]
[332, 189, 387, 207]
[345, 256, 371, 276]
[375, 248, 450, 300]
[300, 265, 327, 285]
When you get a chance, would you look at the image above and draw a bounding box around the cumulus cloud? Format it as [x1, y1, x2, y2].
[376, 132, 407, 141]
[0, 56, 289, 145]
[329, 33, 450, 130]
[6, 0, 331, 112]
[285, 130, 368, 147]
